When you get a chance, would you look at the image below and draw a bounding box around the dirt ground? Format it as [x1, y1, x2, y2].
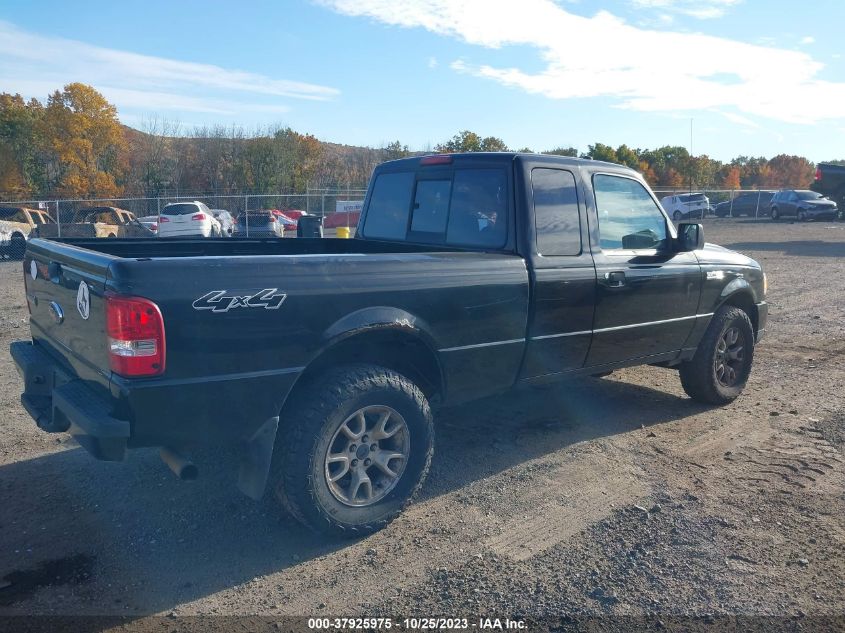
[0, 219, 843, 629]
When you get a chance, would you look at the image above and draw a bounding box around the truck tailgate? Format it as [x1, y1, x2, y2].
[23, 238, 116, 389]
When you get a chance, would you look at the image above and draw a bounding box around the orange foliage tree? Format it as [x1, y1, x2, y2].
[40, 83, 126, 198]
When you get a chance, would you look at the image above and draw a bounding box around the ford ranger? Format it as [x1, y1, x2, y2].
[10, 153, 767, 535]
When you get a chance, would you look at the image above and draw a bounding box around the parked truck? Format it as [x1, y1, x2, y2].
[0, 206, 56, 260]
[10, 153, 767, 535]
[811, 163, 845, 218]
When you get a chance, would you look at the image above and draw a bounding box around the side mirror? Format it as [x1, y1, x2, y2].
[676, 222, 704, 251]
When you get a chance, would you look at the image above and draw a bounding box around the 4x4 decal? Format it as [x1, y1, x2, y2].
[192, 288, 287, 313]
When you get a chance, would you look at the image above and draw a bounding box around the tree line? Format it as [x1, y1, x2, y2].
[0, 83, 837, 201]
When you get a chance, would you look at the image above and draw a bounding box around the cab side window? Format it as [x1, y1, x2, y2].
[594, 174, 667, 251]
[532, 168, 581, 256]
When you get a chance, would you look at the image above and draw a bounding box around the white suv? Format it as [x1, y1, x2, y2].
[660, 193, 710, 221]
[158, 201, 221, 238]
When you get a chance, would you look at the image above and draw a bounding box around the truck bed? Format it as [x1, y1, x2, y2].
[21, 235, 530, 452]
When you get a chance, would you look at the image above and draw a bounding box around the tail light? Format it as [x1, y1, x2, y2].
[191, 213, 206, 221]
[105, 295, 166, 377]
[269, 216, 276, 222]
[159, 216, 169, 223]
[151, 223, 158, 231]
[814, 168, 822, 182]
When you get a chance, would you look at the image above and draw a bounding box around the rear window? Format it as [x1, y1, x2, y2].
[363, 172, 415, 240]
[410, 180, 451, 234]
[163, 203, 201, 216]
[679, 194, 706, 203]
[363, 168, 507, 248]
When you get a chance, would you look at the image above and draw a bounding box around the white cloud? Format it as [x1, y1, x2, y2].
[800, 36, 815, 44]
[428, 56, 439, 69]
[630, 0, 742, 19]
[319, 0, 845, 125]
[0, 20, 338, 118]
[720, 111, 760, 129]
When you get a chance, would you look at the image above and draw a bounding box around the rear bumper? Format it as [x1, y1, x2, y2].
[10, 341, 129, 461]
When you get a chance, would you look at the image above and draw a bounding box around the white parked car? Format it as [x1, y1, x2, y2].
[158, 201, 221, 238]
[660, 193, 710, 221]
[136, 215, 160, 235]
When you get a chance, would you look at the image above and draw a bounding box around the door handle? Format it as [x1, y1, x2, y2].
[603, 271, 626, 287]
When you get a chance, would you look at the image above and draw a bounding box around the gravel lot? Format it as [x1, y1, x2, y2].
[0, 220, 844, 628]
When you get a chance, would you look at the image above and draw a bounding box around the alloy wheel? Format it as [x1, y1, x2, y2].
[324, 405, 410, 507]
[714, 326, 746, 387]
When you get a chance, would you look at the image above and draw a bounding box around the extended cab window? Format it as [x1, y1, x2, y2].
[531, 168, 580, 256]
[594, 174, 667, 250]
[363, 172, 415, 240]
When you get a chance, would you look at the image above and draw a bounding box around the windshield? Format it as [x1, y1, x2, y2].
[0, 208, 29, 222]
[796, 190, 823, 200]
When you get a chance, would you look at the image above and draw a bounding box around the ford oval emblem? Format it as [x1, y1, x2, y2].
[49, 301, 64, 324]
[76, 281, 90, 320]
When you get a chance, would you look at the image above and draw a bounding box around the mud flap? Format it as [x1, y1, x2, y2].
[237, 416, 279, 500]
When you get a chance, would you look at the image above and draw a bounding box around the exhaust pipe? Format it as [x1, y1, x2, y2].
[160, 448, 198, 481]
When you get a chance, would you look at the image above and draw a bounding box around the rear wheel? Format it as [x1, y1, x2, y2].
[271, 363, 434, 536]
[679, 305, 755, 405]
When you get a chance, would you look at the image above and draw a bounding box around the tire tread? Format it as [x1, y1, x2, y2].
[272, 363, 433, 536]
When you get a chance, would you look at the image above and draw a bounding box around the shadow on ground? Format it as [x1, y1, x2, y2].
[0, 374, 705, 618]
[722, 239, 845, 258]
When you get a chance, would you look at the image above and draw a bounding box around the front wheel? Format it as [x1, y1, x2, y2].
[271, 363, 434, 536]
[770, 207, 780, 221]
[679, 305, 755, 405]
[797, 209, 806, 222]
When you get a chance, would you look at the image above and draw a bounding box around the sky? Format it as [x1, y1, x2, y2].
[1, 0, 844, 162]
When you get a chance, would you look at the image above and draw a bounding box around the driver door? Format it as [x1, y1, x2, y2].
[586, 173, 703, 367]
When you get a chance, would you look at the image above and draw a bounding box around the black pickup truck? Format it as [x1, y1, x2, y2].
[811, 163, 845, 215]
[10, 153, 767, 535]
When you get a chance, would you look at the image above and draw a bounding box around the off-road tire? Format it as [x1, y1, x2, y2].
[679, 305, 755, 405]
[271, 363, 434, 536]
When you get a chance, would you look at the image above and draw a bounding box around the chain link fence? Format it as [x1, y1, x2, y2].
[1, 189, 367, 238]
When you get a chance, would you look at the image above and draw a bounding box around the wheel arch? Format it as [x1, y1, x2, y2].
[282, 308, 446, 417]
[717, 287, 759, 335]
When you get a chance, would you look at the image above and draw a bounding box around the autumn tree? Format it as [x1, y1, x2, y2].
[40, 83, 126, 197]
[127, 116, 182, 197]
[766, 154, 815, 188]
[614, 144, 640, 170]
[584, 143, 618, 163]
[544, 147, 578, 157]
[718, 166, 741, 190]
[0, 93, 46, 197]
[382, 140, 410, 161]
[436, 130, 508, 153]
